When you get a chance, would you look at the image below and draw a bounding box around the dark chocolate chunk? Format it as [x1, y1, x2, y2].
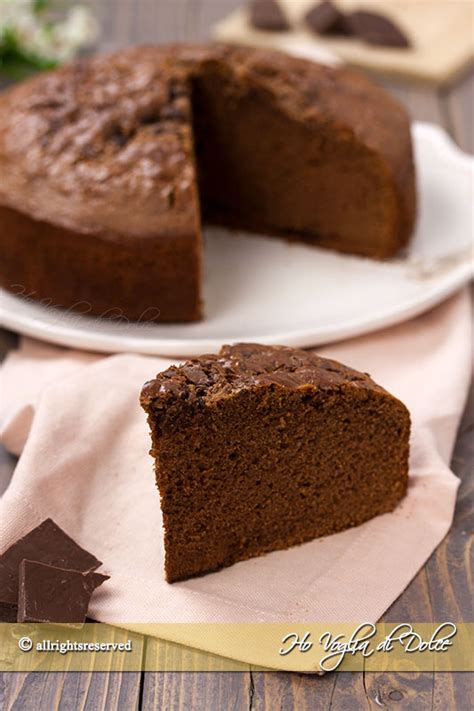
[345, 10, 410, 47]
[0, 519, 102, 607]
[304, 1, 351, 36]
[249, 0, 290, 31]
[17, 560, 109, 624]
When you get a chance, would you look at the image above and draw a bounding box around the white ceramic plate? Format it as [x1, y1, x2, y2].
[1, 122, 472, 357]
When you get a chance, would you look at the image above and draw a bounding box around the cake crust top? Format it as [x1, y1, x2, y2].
[0, 46, 197, 239]
[0, 43, 411, 241]
[140, 343, 392, 408]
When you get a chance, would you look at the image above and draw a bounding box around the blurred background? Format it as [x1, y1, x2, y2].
[1, 0, 472, 153]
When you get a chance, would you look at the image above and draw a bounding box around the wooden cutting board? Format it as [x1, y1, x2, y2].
[214, 0, 474, 84]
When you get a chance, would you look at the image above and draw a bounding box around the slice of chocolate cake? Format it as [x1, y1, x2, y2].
[140, 344, 410, 583]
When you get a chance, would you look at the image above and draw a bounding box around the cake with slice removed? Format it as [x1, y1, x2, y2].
[140, 343, 410, 582]
[0, 44, 416, 322]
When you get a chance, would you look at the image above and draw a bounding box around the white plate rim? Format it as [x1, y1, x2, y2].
[0, 121, 472, 357]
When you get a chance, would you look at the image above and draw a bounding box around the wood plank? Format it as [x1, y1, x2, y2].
[141, 667, 251, 710]
[376, 78, 445, 127]
[0, 629, 146, 710]
[0, 670, 142, 711]
[193, 0, 242, 40]
[96, 0, 241, 47]
[250, 670, 338, 710]
[362, 669, 474, 710]
[140, 635, 252, 709]
[0, 626, 146, 711]
[362, 670, 435, 710]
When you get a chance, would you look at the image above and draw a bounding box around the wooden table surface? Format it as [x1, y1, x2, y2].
[0, 1, 472, 709]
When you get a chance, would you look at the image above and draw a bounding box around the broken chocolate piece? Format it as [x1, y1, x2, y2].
[249, 0, 290, 31]
[346, 10, 410, 47]
[0, 519, 102, 607]
[304, 1, 351, 36]
[17, 560, 109, 624]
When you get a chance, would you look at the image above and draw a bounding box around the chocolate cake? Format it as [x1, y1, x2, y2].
[0, 44, 416, 322]
[0, 47, 202, 322]
[140, 343, 410, 582]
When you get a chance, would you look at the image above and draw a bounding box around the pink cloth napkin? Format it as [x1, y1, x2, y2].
[0, 290, 471, 650]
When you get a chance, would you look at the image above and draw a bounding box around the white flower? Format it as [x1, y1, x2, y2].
[50, 6, 100, 61]
[0, 2, 39, 41]
[0, 1, 99, 64]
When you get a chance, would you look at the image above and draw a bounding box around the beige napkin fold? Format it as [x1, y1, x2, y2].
[0, 289, 471, 666]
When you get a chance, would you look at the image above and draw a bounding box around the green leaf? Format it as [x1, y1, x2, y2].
[0, 26, 58, 79]
[33, 0, 49, 13]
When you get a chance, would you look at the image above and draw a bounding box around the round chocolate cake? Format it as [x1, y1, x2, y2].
[0, 44, 416, 322]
